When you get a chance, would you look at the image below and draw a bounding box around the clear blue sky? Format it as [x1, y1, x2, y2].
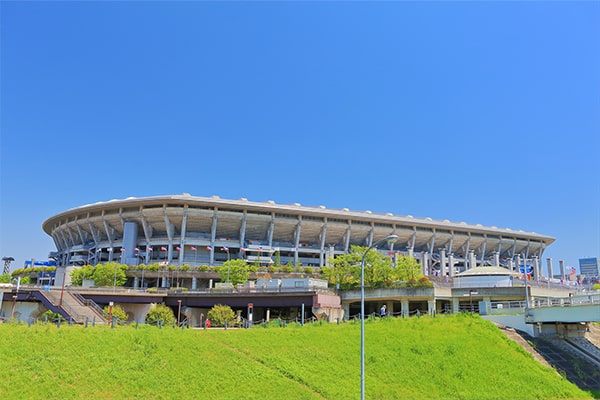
[1, 1, 599, 274]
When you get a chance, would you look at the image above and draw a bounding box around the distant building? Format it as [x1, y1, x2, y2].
[579, 257, 599, 278]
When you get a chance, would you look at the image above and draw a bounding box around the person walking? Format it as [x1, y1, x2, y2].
[380, 304, 387, 318]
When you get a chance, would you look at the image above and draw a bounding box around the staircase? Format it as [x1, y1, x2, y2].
[35, 289, 107, 324]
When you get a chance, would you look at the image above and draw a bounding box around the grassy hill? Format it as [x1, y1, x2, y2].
[0, 314, 592, 399]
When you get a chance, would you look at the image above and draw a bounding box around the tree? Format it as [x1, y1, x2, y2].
[273, 250, 281, 267]
[0, 274, 11, 283]
[70, 265, 94, 286]
[103, 304, 128, 322]
[207, 304, 236, 327]
[216, 259, 250, 286]
[393, 255, 422, 282]
[92, 262, 127, 287]
[326, 245, 395, 289]
[145, 303, 176, 326]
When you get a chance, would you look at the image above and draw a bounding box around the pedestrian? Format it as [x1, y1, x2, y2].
[380, 304, 386, 318]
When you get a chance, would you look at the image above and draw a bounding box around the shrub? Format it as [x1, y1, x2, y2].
[145, 303, 176, 326]
[303, 267, 313, 274]
[103, 304, 128, 323]
[0, 274, 10, 283]
[207, 304, 236, 327]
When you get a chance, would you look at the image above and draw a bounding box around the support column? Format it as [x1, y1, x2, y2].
[448, 253, 455, 278]
[546, 258, 553, 281]
[401, 299, 409, 317]
[342, 303, 350, 320]
[386, 301, 394, 317]
[469, 250, 476, 269]
[427, 300, 436, 315]
[133, 276, 139, 289]
[493, 251, 500, 267]
[559, 260, 566, 283]
[192, 277, 197, 290]
[439, 249, 447, 278]
[533, 256, 540, 282]
[421, 252, 428, 276]
[452, 298, 460, 314]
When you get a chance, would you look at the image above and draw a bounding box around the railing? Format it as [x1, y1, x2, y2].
[37, 289, 86, 323]
[70, 290, 106, 318]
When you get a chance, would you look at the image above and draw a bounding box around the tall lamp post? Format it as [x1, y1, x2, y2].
[360, 234, 398, 400]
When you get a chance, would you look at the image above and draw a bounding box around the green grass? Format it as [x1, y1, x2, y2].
[0, 314, 592, 399]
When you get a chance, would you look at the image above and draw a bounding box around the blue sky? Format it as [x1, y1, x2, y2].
[1, 1, 599, 274]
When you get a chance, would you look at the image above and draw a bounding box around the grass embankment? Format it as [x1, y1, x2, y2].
[0, 314, 591, 400]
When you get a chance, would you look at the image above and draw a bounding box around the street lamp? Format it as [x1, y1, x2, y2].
[360, 234, 398, 400]
[177, 299, 182, 326]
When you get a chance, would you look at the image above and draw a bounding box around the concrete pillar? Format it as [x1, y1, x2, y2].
[209, 279, 213, 289]
[192, 277, 197, 290]
[452, 298, 460, 314]
[266, 309, 271, 322]
[493, 251, 500, 267]
[427, 300, 436, 315]
[559, 260, 565, 283]
[342, 303, 350, 319]
[469, 250, 476, 269]
[439, 249, 447, 278]
[546, 258, 553, 281]
[408, 247, 414, 259]
[533, 257, 540, 282]
[162, 276, 168, 288]
[401, 299, 409, 317]
[448, 253, 455, 278]
[421, 252, 428, 276]
[386, 301, 394, 317]
[133, 276, 139, 289]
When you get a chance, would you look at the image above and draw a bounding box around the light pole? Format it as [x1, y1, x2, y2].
[177, 299, 182, 326]
[360, 234, 398, 400]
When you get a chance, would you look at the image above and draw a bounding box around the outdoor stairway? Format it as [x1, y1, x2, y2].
[36, 288, 107, 324]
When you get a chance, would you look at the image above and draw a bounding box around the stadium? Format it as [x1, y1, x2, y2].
[42, 193, 555, 277]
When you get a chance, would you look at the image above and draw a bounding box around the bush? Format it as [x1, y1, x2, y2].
[303, 267, 313, 274]
[103, 304, 128, 323]
[145, 303, 176, 326]
[0, 274, 10, 283]
[207, 304, 236, 327]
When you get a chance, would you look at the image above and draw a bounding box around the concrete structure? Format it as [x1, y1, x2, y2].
[43, 194, 555, 279]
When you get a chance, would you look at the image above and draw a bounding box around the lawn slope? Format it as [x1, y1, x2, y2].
[0, 314, 591, 400]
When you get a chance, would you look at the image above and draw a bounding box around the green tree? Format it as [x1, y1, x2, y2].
[326, 245, 395, 288]
[216, 259, 250, 285]
[207, 304, 236, 327]
[273, 250, 281, 267]
[70, 265, 94, 286]
[393, 255, 422, 282]
[145, 303, 176, 326]
[0, 274, 11, 283]
[92, 262, 127, 287]
[103, 304, 128, 322]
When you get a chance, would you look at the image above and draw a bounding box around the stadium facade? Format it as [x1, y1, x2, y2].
[42, 194, 555, 277]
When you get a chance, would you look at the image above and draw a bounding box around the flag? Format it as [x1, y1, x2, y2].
[160, 246, 167, 251]
[176, 246, 181, 251]
[190, 246, 197, 251]
[134, 247, 139, 252]
[147, 246, 153, 252]
[222, 246, 229, 252]
[206, 246, 212, 251]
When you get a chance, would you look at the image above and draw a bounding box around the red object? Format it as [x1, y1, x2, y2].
[206, 319, 211, 328]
